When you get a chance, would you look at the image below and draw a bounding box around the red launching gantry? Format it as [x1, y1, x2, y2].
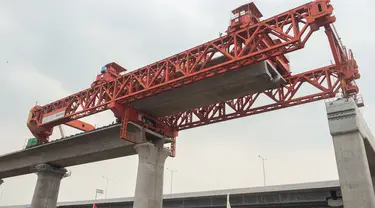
[27, 0, 360, 156]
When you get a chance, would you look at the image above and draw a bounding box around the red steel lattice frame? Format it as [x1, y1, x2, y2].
[159, 22, 360, 131]
[28, 0, 335, 130]
[27, 0, 360, 145]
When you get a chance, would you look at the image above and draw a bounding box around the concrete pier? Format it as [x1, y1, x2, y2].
[30, 164, 69, 208]
[133, 142, 169, 208]
[326, 98, 375, 208]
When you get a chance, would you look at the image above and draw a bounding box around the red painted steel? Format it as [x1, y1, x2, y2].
[26, 0, 360, 146]
[27, 0, 334, 139]
[65, 120, 95, 132]
[324, 25, 360, 96]
[159, 22, 361, 130]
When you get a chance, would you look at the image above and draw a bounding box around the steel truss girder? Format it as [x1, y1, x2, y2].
[29, 0, 335, 133]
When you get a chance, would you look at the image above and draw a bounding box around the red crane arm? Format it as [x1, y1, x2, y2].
[160, 64, 343, 129]
[27, 0, 334, 130]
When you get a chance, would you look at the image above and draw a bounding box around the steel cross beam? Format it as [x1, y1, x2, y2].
[28, 0, 335, 142]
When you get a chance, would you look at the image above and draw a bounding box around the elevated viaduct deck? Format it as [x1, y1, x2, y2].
[0, 122, 172, 179]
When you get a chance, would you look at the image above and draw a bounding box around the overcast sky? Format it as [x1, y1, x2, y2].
[0, 0, 374, 206]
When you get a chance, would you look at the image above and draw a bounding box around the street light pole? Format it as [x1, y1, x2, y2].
[102, 176, 110, 199]
[166, 168, 177, 194]
[258, 155, 267, 186]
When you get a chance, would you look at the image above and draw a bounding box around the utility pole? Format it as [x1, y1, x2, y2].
[258, 155, 267, 186]
[166, 168, 177, 194]
[102, 176, 110, 199]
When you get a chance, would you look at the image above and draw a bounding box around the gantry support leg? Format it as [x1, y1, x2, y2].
[133, 142, 169, 208]
[30, 164, 69, 208]
[326, 98, 375, 208]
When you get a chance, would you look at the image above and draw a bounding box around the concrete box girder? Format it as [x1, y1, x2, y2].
[132, 60, 285, 116]
[0, 123, 168, 179]
[0, 121, 173, 179]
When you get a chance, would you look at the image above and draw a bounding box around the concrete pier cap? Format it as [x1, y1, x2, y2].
[326, 97, 363, 136]
[31, 163, 70, 178]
